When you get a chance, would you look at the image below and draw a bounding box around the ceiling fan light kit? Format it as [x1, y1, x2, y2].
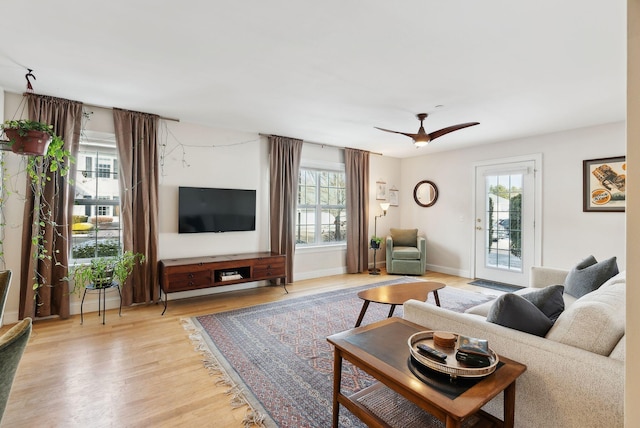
[413, 137, 429, 148]
[375, 113, 479, 148]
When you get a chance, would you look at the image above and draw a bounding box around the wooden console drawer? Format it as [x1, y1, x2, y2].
[253, 256, 285, 280]
[253, 256, 285, 269]
[253, 266, 285, 280]
[165, 270, 212, 292]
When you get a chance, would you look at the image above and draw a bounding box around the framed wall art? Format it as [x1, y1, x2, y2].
[583, 156, 626, 212]
[376, 181, 387, 200]
[389, 188, 399, 206]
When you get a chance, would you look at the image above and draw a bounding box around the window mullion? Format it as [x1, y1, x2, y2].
[315, 178, 322, 243]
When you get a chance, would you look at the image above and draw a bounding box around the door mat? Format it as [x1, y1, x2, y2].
[468, 279, 523, 293]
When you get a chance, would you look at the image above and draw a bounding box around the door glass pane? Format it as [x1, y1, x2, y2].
[485, 173, 523, 272]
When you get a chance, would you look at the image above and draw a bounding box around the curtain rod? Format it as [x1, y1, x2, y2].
[13, 92, 180, 123]
[259, 133, 382, 156]
[82, 102, 180, 122]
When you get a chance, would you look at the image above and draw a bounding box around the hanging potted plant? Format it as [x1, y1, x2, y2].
[1, 119, 54, 156]
[22, 133, 75, 294]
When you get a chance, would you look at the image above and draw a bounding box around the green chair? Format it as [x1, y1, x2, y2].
[0, 271, 12, 325]
[0, 317, 32, 422]
[385, 228, 427, 275]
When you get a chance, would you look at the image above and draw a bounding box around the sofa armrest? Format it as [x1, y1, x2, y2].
[385, 236, 393, 271]
[417, 236, 426, 273]
[403, 299, 623, 428]
[529, 266, 569, 288]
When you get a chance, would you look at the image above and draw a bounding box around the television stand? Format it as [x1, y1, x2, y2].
[158, 252, 287, 314]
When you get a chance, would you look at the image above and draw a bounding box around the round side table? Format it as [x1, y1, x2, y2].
[355, 280, 445, 327]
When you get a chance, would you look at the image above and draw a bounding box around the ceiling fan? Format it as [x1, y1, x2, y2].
[375, 113, 479, 148]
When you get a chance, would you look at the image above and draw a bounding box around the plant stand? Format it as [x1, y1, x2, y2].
[80, 281, 122, 325]
[369, 246, 380, 275]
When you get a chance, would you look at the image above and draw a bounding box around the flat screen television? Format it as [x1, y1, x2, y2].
[179, 186, 256, 233]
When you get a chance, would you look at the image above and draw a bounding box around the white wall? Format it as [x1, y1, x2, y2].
[0, 89, 626, 323]
[1, 92, 397, 319]
[156, 121, 273, 299]
[368, 153, 401, 270]
[400, 122, 626, 277]
[158, 121, 268, 257]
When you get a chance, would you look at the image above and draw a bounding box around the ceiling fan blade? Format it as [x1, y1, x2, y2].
[374, 127, 419, 140]
[428, 122, 480, 141]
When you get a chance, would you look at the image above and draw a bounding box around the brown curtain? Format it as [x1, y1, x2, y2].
[269, 136, 303, 283]
[113, 108, 159, 305]
[19, 94, 82, 320]
[345, 148, 370, 273]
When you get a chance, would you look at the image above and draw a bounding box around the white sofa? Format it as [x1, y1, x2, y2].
[403, 267, 625, 428]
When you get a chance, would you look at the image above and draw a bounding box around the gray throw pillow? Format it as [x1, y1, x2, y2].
[390, 228, 418, 247]
[519, 285, 565, 322]
[486, 293, 554, 337]
[564, 256, 619, 298]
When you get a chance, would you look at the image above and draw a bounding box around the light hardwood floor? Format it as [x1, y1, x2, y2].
[0, 270, 493, 427]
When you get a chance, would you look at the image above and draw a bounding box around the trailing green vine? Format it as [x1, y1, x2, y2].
[27, 134, 75, 292]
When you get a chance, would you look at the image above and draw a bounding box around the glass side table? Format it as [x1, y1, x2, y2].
[80, 281, 122, 325]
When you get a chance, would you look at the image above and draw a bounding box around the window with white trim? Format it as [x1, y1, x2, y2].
[71, 132, 123, 261]
[296, 168, 347, 246]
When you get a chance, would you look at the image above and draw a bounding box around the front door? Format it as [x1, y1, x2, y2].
[474, 157, 540, 286]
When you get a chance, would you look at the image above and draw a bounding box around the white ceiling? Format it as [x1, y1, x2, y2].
[0, 1, 626, 158]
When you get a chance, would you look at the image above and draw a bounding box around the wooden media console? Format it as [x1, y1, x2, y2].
[159, 252, 287, 314]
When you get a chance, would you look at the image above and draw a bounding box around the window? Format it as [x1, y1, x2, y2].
[97, 162, 111, 178]
[296, 168, 347, 246]
[71, 133, 123, 261]
[97, 196, 111, 217]
[84, 157, 93, 178]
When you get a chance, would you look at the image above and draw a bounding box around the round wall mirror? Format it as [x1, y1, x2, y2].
[413, 180, 439, 207]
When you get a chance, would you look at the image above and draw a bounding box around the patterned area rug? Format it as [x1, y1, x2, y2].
[184, 278, 495, 427]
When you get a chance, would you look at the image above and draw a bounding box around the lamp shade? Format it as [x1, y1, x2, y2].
[413, 138, 429, 147]
[380, 203, 390, 211]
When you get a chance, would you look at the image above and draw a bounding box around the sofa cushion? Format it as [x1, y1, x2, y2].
[486, 293, 554, 337]
[391, 247, 421, 260]
[465, 285, 573, 318]
[519, 285, 565, 322]
[609, 335, 625, 361]
[546, 281, 625, 355]
[563, 255, 619, 298]
[390, 228, 418, 247]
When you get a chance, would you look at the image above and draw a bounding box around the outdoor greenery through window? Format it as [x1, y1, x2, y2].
[296, 168, 346, 246]
[486, 175, 523, 271]
[71, 132, 123, 262]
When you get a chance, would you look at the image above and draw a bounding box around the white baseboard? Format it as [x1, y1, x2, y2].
[0, 264, 470, 326]
[426, 263, 471, 279]
[294, 266, 348, 282]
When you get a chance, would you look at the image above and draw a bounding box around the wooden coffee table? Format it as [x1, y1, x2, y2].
[355, 280, 445, 327]
[327, 318, 526, 428]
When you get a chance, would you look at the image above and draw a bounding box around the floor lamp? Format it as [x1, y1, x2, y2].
[370, 203, 390, 275]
